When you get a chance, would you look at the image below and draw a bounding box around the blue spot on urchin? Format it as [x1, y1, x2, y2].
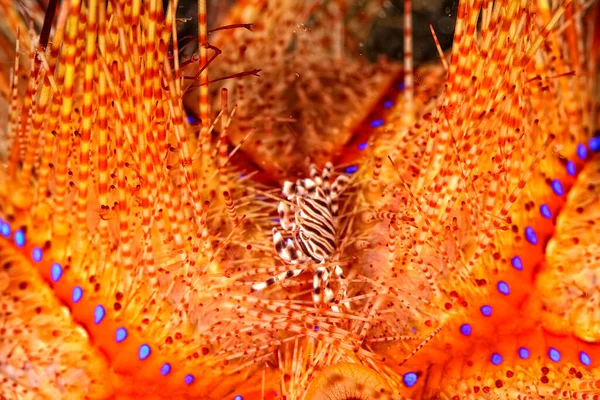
[383, 100, 394, 109]
[0, 221, 10, 238]
[32, 248, 43, 262]
[540, 204, 552, 219]
[138, 344, 151, 360]
[115, 327, 128, 343]
[184, 374, 195, 385]
[403, 372, 418, 387]
[548, 347, 561, 362]
[480, 305, 492, 316]
[511, 256, 523, 271]
[551, 179, 564, 196]
[72, 286, 83, 303]
[525, 226, 538, 245]
[370, 119, 384, 128]
[50, 263, 63, 283]
[161, 363, 172, 376]
[345, 165, 358, 174]
[14, 229, 25, 248]
[580, 351, 592, 366]
[497, 281, 510, 295]
[577, 144, 587, 160]
[94, 305, 105, 324]
[566, 160, 576, 176]
[491, 353, 503, 365]
[358, 142, 368, 151]
[460, 324, 472, 336]
[519, 347, 530, 359]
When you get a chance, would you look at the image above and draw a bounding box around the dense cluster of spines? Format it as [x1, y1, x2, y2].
[186, 0, 403, 182]
[0, 0, 598, 399]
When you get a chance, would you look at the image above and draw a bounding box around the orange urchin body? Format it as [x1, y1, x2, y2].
[0, 0, 599, 399]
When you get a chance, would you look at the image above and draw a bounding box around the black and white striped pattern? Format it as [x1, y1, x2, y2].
[252, 162, 350, 310]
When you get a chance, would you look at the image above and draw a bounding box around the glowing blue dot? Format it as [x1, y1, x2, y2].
[519, 347, 530, 359]
[383, 100, 394, 108]
[314, 326, 319, 331]
[590, 137, 600, 152]
[491, 353, 503, 365]
[345, 165, 358, 174]
[32, 248, 43, 262]
[160, 363, 171, 376]
[497, 281, 510, 295]
[540, 204, 551, 219]
[370, 119, 384, 128]
[552, 179, 564, 196]
[186, 115, 197, 124]
[577, 144, 587, 160]
[480, 305, 493, 316]
[403, 372, 418, 387]
[548, 347, 561, 362]
[580, 351, 592, 366]
[72, 286, 83, 303]
[50, 263, 63, 283]
[272, 218, 280, 223]
[460, 323, 472, 336]
[138, 344, 151, 360]
[184, 374, 195, 385]
[94, 305, 105, 324]
[115, 327, 128, 343]
[398, 82, 406, 90]
[511, 256, 523, 271]
[234, 396, 243, 400]
[566, 161, 576, 176]
[14, 230, 25, 248]
[525, 226, 538, 245]
[0, 222, 10, 238]
[358, 142, 368, 151]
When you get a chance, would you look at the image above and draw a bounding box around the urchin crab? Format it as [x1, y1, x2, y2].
[252, 162, 350, 311]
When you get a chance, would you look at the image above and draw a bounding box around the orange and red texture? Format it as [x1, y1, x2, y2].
[0, 0, 599, 400]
